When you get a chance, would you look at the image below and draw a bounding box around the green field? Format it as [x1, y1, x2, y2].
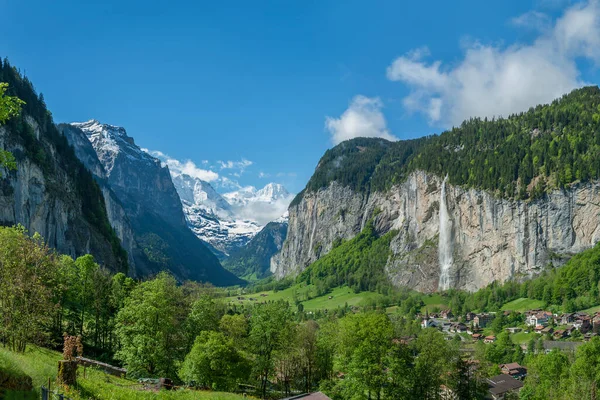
[511, 331, 536, 345]
[0, 345, 249, 400]
[225, 284, 386, 311]
[500, 298, 545, 312]
[420, 293, 449, 313]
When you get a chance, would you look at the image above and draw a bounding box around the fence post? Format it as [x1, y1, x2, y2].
[40, 385, 48, 400]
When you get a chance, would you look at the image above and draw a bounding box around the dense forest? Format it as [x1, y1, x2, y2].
[293, 86, 600, 205]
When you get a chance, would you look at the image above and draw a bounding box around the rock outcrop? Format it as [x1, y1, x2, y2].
[272, 170, 600, 292]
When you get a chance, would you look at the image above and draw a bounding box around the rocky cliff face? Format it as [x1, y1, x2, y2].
[0, 118, 126, 271]
[272, 170, 600, 292]
[59, 123, 148, 276]
[68, 120, 241, 285]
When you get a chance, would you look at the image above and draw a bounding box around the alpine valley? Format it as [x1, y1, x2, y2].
[3, 56, 600, 294]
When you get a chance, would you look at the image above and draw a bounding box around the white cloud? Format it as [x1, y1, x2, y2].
[143, 149, 219, 182]
[386, 0, 600, 126]
[511, 11, 552, 32]
[325, 95, 398, 145]
[218, 159, 253, 172]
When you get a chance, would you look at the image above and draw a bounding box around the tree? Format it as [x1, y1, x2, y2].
[338, 312, 394, 400]
[297, 320, 319, 392]
[114, 272, 187, 377]
[0, 227, 59, 352]
[219, 314, 248, 343]
[249, 301, 294, 399]
[0, 83, 23, 173]
[412, 328, 453, 400]
[185, 294, 224, 351]
[179, 330, 249, 391]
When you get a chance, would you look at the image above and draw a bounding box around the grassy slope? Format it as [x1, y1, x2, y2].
[0, 346, 248, 400]
[500, 298, 546, 312]
[225, 284, 386, 311]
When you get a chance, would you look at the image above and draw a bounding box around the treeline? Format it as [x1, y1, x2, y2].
[294, 86, 600, 205]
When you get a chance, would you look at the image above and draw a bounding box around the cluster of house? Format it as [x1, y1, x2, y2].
[525, 309, 600, 341]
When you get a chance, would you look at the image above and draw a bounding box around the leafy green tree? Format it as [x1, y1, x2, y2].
[0, 227, 59, 352]
[0, 82, 23, 173]
[569, 337, 600, 398]
[338, 312, 394, 400]
[521, 350, 570, 399]
[179, 330, 249, 391]
[219, 314, 248, 343]
[115, 272, 187, 377]
[250, 301, 294, 398]
[0, 82, 25, 123]
[185, 294, 224, 351]
[412, 328, 452, 400]
[384, 343, 414, 400]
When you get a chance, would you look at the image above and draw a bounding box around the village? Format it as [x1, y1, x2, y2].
[417, 308, 600, 399]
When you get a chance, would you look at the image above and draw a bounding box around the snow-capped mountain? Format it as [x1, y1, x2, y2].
[171, 174, 263, 256]
[67, 120, 241, 285]
[224, 183, 291, 207]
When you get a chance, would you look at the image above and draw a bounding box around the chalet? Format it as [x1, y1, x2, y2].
[465, 312, 477, 321]
[499, 363, 527, 380]
[472, 333, 483, 341]
[534, 325, 545, 334]
[584, 332, 598, 342]
[540, 326, 554, 335]
[553, 330, 568, 339]
[573, 315, 591, 332]
[473, 313, 494, 328]
[440, 309, 454, 319]
[560, 313, 575, 325]
[484, 335, 496, 344]
[526, 311, 552, 327]
[486, 374, 524, 400]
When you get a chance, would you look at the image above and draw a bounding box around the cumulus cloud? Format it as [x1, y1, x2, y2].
[386, 0, 600, 126]
[325, 96, 398, 145]
[143, 149, 219, 182]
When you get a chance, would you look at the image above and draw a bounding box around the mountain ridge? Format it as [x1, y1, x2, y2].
[274, 86, 600, 292]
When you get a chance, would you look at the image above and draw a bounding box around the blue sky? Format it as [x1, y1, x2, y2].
[1, 0, 599, 193]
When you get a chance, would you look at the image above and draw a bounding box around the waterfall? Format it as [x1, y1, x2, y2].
[438, 176, 453, 291]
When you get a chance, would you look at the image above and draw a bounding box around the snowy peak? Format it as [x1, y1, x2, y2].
[256, 183, 290, 202]
[223, 183, 291, 207]
[172, 174, 233, 219]
[71, 119, 157, 174]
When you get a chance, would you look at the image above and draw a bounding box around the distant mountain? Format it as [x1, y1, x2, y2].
[222, 220, 288, 280]
[67, 120, 241, 285]
[171, 173, 262, 257]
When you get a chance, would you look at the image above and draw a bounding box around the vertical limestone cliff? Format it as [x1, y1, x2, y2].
[272, 171, 600, 292]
